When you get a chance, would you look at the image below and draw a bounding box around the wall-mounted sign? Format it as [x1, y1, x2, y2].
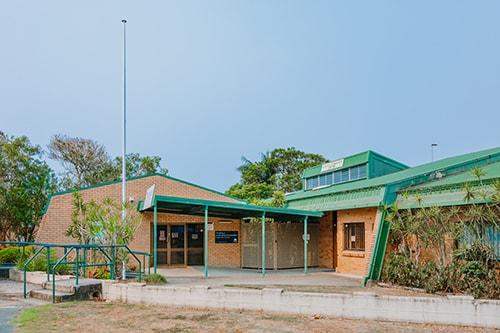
[207, 223, 214, 231]
[215, 231, 238, 244]
[321, 159, 344, 172]
[143, 184, 156, 209]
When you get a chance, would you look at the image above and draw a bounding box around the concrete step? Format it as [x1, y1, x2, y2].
[42, 281, 75, 293]
[30, 288, 75, 303]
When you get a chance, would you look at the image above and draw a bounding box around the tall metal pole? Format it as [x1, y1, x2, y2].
[121, 19, 127, 280]
[204, 206, 209, 279]
[303, 216, 308, 274]
[261, 212, 266, 276]
[431, 143, 438, 162]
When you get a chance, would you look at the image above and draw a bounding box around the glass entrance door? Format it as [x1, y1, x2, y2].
[187, 224, 204, 265]
[168, 224, 185, 265]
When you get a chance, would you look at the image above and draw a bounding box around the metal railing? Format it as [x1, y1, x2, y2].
[0, 241, 152, 303]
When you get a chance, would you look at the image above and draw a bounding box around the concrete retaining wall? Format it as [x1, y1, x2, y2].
[102, 282, 500, 328]
[9, 268, 73, 285]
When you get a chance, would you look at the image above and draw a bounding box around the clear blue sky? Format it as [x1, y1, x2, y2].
[1, 1, 499, 192]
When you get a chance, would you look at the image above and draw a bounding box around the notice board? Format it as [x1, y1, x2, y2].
[215, 231, 238, 244]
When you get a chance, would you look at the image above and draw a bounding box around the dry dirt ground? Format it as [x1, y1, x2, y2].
[12, 301, 499, 333]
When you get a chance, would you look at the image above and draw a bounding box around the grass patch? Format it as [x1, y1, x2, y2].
[12, 304, 53, 331]
[142, 273, 167, 285]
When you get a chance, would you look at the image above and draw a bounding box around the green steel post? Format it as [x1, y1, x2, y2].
[261, 211, 266, 276]
[52, 267, 56, 303]
[46, 246, 51, 282]
[204, 205, 209, 279]
[304, 216, 308, 274]
[153, 203, 158, 274]
[83, 248, 87, 278]
[75, 248, 79, 286]
[23, 269, 26, 299]
[111, 246, 116, 280]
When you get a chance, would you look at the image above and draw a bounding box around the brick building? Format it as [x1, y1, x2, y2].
[38, 147, 500, 282]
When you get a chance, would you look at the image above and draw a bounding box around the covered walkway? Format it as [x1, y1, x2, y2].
[139, 195, 323, 278]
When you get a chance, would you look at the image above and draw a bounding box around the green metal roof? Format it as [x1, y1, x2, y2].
[287, 147, 500, 209]
[395, 161, 500, 209]
[302, 151, 370, 178]
[412, 160, 500, 190]
[287, 186, 385, 211]
[302, 150, 409, 179]
[139, 195, 323, 222]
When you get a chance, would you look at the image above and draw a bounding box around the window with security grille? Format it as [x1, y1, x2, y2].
[344, 223, 365, 251]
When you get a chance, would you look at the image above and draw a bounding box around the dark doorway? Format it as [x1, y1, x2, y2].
[152, 223, 204, 266]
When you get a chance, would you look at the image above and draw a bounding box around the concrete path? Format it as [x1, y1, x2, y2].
[156, 266, 362, 288]
[0, 280, 46, 333]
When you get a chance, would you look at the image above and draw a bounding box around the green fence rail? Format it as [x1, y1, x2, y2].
[0, 241, 152, 303]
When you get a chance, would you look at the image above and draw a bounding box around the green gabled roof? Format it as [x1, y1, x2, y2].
[287, 186, 385, 211]
[302, 151, 370, 178]
[42, 173, 245, 215]
[411, 160, 500, 190]
[395, 161, 500, 209]
[287, 147, 500, 206]
[139, 195, 323, 222]
[302, 150, 408, 179]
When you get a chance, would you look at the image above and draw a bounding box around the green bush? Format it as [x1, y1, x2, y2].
[15, 248, 69, 274]
[455, 242, 496, 268]
[383, 252, 499, 299]
[142, 273, 167, 285]
[88, 267, 110, 280]
[459, 261, 500, 299]
[0, 247, 22, 264]
[382, 254, 423, 288]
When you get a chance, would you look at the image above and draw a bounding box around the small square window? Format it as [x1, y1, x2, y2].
[350, 166, 359, 179]
[334, 171, 341, 183]
[341, 169, 350, 182]
[319, 173, 333, 186]
[359, 164, 367, 178]
[344, 223, 365, 251]
[306, 176, 319, 189]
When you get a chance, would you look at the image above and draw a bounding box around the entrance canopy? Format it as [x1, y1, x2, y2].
[139, 195, 323, 222]
[138, 195, 323, 278]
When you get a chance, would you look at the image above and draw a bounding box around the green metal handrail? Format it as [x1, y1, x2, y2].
[22, 246, 45, 298]
[0, 241, 152, 303]
[51, 247, 74, 303]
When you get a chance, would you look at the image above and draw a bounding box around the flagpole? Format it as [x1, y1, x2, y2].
[121, 18, 127, 280]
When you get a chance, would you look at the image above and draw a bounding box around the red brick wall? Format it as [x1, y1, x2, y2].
[318, 212, 334, 268]
[335, 207, 380, 276]
[37, 175, 242, 267]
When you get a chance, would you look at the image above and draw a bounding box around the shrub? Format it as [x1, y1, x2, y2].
[0, 247, 21, 264]
[455, 242, 496, 268]
[459, 261, 500, 299]
[142, 273, 167, 285]
[382, 254, 423, 288]
[420, 261, 461, 294]
[15, 248, 69, 274]
[87, 267, 110, 280]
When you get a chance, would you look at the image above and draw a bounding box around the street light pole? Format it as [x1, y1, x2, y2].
[431, 143, 438, 162]
[121, 19, 127, 279]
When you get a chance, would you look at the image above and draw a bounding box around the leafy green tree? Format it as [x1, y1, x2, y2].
[111, 153, 168, 179]
[67, 192, 142, 278]
[227, 147, 326, 204]
[48, 134, 113, 189]
[48, 134, 167, 189]
[0, 132, 57, 241]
